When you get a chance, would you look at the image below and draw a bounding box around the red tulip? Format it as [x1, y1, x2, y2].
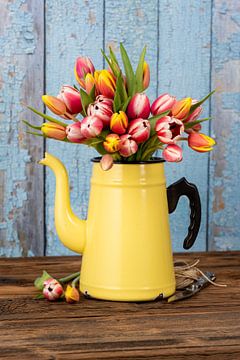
[188, 133, 216, 153]
[43, 278, 64, 301]
[110, 111, 128, 135]
[66, 122, 85, 143]
[128, 118, 150, 144]
[119, 134, 138, 157]
[81, 116, 103, 138]
[74, 56, 95, 88]
[58, 85, 82, 114]
[127, 93, 151, 120]
[163, 144, 183, 162]
[151, 93, 176, 116]
[155, 116, 184, 144]
[87, 96, 113, 127]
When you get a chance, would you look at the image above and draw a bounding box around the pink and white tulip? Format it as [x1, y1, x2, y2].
[155, 116, 184, 144]
[128, 118, 150, 144]
[43, 278, 64, 301]
[151, 93, 176, 116]
[127, 93, 150, 120]
[163, 144, 183, 162]
[87, 96, 113, 127]
[100, 154, 114, 171]
[74, 56, 95, 88]
[81, 116, 103, 138]
[66, 122, 85, 143]
[58, 85, 83, 114]
[119, 134, 138, 157]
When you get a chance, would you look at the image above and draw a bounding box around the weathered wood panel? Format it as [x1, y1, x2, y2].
[0, 0, 44, 256]
[0, 252, 239, 359]
[209, 0, 240, 250]
[45, 0, 104, 255]
[158, 0, 212, 252]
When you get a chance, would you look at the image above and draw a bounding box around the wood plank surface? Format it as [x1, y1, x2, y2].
[0, 252, 239, 359]
[0, 0, 44, 256]
[209, 0, 240, 250]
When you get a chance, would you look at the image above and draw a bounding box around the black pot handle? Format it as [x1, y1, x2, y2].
[167, 177, 201, 250]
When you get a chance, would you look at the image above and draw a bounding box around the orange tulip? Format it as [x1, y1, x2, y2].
[171, 97, 192, 120]
[85, 73, 96, 95]
[103, 134, 121, 153]
[42, 95, 66, 116]
[188, 133, 216, 152]
[65, 284, 80, 303]
[41, 122, 66, 140]
[143, 61, 150, 90]
[110, 111, 128, 134]
[96, 70, 116, 99]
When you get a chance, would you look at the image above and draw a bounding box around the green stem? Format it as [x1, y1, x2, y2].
[72, 275, 80, 288]
[27, 105, 68, 127]
[59, 271, 80, 283]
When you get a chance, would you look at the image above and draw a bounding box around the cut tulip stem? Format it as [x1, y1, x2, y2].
[72, 275, 80, 288]
[59, 271, 80, 284]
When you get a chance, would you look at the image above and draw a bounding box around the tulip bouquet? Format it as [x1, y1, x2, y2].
[24, 44, 215, 169]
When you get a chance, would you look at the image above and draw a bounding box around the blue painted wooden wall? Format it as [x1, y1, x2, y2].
[0, 0, 239, 256]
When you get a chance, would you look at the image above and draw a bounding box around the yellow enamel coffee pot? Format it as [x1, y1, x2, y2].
[40, 153, 201, 302]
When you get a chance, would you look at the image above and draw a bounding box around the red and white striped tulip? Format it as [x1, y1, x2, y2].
[81, 116, 103, 138]
[171, 97, 192, 120]
[58, 85, 82, 114]
[155, 116, 184, 144]
[128, 118, 150, 144]
[143, 61, 150, 90]
[151, 93, 176, 116]
[103, 133, 121, 153]
[119, 134, 138, 157]
[66, 122, 85, 143]
[163, 144, 183, 162]
[43, 278, 64, 301]
[188, 133, 216, 153]
[74, 56, 95, 88]
[110, 111, 128, 134]
[41, 122, 66, 140]
[127, 93, 151, 120]
[87, 96, 113, 127]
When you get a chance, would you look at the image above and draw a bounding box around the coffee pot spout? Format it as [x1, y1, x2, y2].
[39, 152, 87, 254]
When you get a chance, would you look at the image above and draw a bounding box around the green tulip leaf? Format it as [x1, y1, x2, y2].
[148, 111, 170, 135]
[80, 89, 94, 116]
[120, 43, 135, 97]
[135, 45, 146, 93]
[189, 90, 216, 114]
[34, 270, 52, 290]
[27, 106, 67, 127]
[184, 117, 212, 129]
[89, 85, 96, 101]
[121, 96, 131, 112]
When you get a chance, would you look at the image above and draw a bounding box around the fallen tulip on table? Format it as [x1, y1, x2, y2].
[24, 43, 216, 169]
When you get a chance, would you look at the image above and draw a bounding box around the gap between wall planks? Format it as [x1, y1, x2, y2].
[0, 0, 239, 256]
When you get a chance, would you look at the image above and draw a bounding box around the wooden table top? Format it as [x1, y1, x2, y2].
[0, 252, 239, 359]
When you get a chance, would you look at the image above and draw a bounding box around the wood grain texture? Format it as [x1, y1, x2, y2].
[158, 0, 212, 252]
[45, 0, 104, 255]
[0, 0, 44, 256]
[209, 0, 240, 250]
[0, 252, 239, 359]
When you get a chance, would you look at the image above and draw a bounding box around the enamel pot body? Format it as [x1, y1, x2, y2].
[80, 159, 201, 301]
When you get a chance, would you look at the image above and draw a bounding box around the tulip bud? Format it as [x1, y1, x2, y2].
[103, 133, 121, 153]
[41, 122, 66, 140]
[96, 70, 116, 99]
[43, 278, 64, 301]
[58, 85, 82, 114]
[171, 97, 192, 120]
[119, 134, 138, 157]
[127, 93, 150, 120]
[162, 144, 183, 162]
[65, 284, 80, 303]
[42, 95, 74, 120]
[66, 122, 85, 143]
[143, 61, 150, 90]
[100, 154, 114, 171]
[110, 111, 128, 135]
[128, 118, 150, 144]
[81, 116, 103, 138]
[85, 73, 96, 95]
[151, 93, 176, 116]
[74, 56, 95, 88]
[188, 133, 216, 153]
[155, 116, 184, 144]
[87, 96, 113, 127]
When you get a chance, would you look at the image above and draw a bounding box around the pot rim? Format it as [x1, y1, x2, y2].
[91, 157, 165, 164]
